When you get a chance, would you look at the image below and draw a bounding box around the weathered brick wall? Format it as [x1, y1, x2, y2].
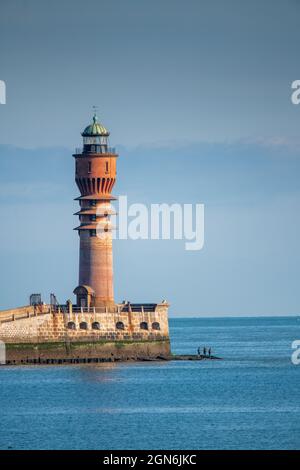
[0, 306, 169, 344]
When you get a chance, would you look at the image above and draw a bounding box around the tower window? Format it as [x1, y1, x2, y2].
[88, 161, 92, 173]
[89, 229, 97, 237]
[90, 200, 96, 207]
[105, 161, 109, 173]
[90, 215, 96, 221]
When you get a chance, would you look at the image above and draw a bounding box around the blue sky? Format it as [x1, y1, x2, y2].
[0, 0, 300, 315]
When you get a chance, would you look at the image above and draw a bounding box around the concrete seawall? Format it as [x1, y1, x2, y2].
[4, 339, 171, 364]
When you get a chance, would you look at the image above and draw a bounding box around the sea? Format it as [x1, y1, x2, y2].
[0, 316, 299, 450]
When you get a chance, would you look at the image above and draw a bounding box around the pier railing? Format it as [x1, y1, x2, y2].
[0, 303, 161, 323]
[62, 305, 156, 314]
[71, 306, 120, 314]
[52, 304, 158, 314]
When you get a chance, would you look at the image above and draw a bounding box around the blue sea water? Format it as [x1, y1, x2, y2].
[0, 316, 299, 450]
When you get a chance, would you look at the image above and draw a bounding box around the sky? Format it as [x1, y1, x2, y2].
[0, 0, 300, 315]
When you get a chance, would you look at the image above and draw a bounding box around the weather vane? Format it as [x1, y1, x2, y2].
[92, 105, 98, 116]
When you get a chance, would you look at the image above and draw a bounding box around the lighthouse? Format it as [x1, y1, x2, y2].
[0, 111, 171, 362]
[73, 113, 117, 308]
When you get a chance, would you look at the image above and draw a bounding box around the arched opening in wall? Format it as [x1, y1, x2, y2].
[116, 321, 125, 330]
[140, 322, 148, 330]
[92, 322, 100, 330]
[67, 322, 76, 330]
[79, 321, 88, 330]
[152, 322, 160, 330]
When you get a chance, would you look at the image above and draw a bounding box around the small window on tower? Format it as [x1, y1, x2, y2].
[105, 161, 109, 173]
[90, 215, 96, 221]
[90, 200, 96, 207]
[88, 161, 92, 173]
[89, 229, 97, 237]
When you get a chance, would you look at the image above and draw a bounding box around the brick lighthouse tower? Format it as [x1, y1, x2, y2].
[73, 112, 117, 308]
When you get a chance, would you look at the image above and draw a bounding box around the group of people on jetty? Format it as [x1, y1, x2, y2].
[197, 346, 212, 358]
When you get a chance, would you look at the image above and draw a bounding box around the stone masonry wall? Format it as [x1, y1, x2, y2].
[0, 305, 169, 344]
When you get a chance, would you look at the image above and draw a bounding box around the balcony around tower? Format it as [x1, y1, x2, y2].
[74, 146, 116, 155]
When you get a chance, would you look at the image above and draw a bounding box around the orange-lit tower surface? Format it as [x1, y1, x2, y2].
[73, 113, 117, 308]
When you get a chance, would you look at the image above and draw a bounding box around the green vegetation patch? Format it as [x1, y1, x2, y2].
[6, 339, 170, 351]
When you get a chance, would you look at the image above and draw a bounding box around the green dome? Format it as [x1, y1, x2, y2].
[82, 114, 109, 137]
